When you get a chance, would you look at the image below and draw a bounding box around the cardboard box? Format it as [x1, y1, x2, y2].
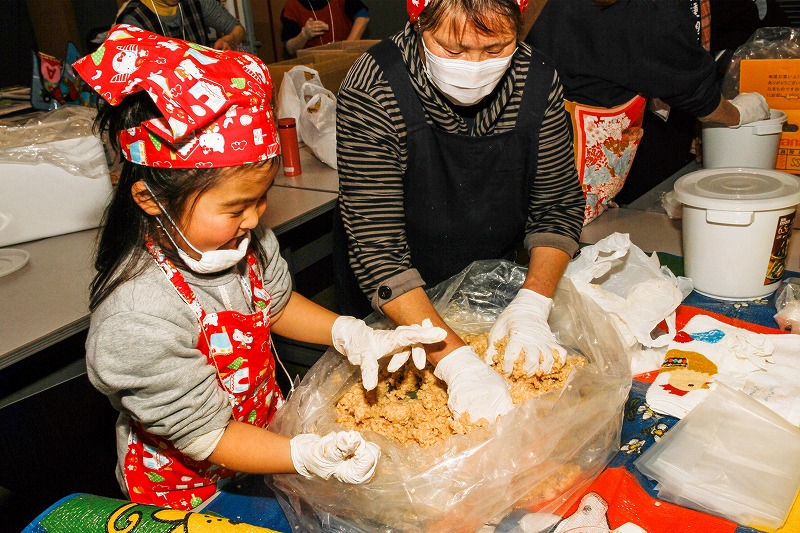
[266, 53, 363, 98]
[296, 40, 379, 58]
[740, 59, 800, 174]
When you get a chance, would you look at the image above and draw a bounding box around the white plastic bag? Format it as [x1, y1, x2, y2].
[297, 83, 337, 169]
[276, 66, 324, 127]
[564, 232, 692, 349]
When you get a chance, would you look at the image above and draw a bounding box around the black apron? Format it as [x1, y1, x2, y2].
[334, 39, 550, 316]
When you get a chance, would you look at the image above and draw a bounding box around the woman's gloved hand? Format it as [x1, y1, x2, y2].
[433, 346, 514, 423]
[332, 317, 447, 390]
[290, 430, 380, 484]
[485, 289, 567, 377]
[731, 92, 770, 126]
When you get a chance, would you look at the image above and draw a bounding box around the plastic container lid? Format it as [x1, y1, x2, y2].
[673, 168, 800, 211]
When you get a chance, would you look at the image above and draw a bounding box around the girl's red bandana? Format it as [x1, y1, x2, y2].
[72, 24, 280, 168]
[406, 0, 529, 23]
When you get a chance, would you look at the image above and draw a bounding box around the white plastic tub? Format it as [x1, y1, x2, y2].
[673, 168, 800, 300]
[702, 109, 786, 169]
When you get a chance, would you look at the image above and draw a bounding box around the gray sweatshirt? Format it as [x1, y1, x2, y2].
[85, 229, 291, 490]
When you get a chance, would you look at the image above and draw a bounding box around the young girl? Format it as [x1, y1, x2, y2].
[74, 25, 445, 511]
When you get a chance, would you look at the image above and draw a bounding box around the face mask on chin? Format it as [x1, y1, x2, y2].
[143, 181, 250, 274]
[421, 37, 516, 106]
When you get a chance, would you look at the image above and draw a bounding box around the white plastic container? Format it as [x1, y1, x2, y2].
[673, 168, 800, 300]
[0, 123, 112, 247]
[702, 109, 786, 169]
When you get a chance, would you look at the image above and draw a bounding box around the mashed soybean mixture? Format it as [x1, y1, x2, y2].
[336, 333, 585, 446]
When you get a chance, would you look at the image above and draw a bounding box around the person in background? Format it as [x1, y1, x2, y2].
[117, 0, 247, 50]
[335, 0, 586, 425]
[526, 0, 771, 218]
[281, 0, 369, 57]
[74, 25, 445, 510]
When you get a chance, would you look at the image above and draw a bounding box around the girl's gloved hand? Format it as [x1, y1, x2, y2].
[433, 346, 514, 423]
[332, 317, 447, 390]
[290, 431, 380, 484]
[485, 289, 567, 377]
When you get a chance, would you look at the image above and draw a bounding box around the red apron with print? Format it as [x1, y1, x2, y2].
[123, 242, 284, 510]
[566, 95, 646, 224]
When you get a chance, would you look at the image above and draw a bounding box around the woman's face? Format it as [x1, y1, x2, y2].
[177, 162, 276, 258]
[420, 13, 517, 63]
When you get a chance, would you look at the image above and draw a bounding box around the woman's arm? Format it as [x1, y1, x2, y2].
[346, 16, 369, 41]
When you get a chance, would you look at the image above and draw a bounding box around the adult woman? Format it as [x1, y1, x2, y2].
[335, 0, 585, 424]
[281, 0, 370, 57]
[526, 0, 770, 217]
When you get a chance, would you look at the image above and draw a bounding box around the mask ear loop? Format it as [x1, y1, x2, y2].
[141, 181, 204, 257]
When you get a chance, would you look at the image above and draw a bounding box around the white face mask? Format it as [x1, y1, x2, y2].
[176, 235, 250, 274]
[143, 182, 250, 274]
[422, 38, 516, 106]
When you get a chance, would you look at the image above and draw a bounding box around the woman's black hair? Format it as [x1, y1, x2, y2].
[89, 93, 275, 310]
[416, 0, 523, 38]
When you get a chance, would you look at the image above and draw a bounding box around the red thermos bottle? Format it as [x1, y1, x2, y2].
[278, 118, 301, 177]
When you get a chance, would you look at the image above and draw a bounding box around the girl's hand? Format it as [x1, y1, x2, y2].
[290, 431, 380, 483]
[332, 317, 447, 390]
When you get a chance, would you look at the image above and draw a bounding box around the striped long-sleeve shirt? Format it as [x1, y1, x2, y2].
[336, 23, 585, 307]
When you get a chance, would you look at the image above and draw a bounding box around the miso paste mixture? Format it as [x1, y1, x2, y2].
[336, 333, 585, 446]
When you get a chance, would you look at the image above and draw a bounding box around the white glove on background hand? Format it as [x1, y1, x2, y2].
[332, 316, 447, 390]
[731, 92, 770, 126]
[485, 289, 567, 377]
[290, 431, 380, 484]
[433, 346, 514, 423]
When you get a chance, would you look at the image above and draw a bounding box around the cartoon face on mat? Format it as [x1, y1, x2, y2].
[658, 349, 718, 396]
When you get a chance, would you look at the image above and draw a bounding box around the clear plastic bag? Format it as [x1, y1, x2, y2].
[721, 27, 800, 99]
[635, 382, 800, 530]
[267, 259, 633, 532]
[774, 277, 800, 333]
[0, 106, 107, 179]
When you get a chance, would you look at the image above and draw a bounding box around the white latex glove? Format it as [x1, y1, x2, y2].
[290, 431, 380, 484]
[731, 92, 770, 126]
[433, 346, 514, 423]
[332, 317, 447, 390]
[485, 289, 567, 377]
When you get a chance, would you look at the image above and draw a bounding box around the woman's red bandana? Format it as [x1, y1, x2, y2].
[406, 0, 529, 23]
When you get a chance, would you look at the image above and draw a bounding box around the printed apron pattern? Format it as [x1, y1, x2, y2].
[122, 241, 283, 510]
[567, 95, 646, 223]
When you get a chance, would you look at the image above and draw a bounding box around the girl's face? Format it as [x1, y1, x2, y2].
[177, 163, 275, 258]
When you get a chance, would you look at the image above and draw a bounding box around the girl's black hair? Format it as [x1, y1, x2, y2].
[89, 92, 274, 311]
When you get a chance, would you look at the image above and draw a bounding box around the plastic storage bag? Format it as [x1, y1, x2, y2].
[774, 277, 800, 333]
[635, 382, 800, 530]
[267, 259, 633, 533]
[0, 106, 108, 179]
[296, 83, 337, 169]
[564, 233, 692, 349]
